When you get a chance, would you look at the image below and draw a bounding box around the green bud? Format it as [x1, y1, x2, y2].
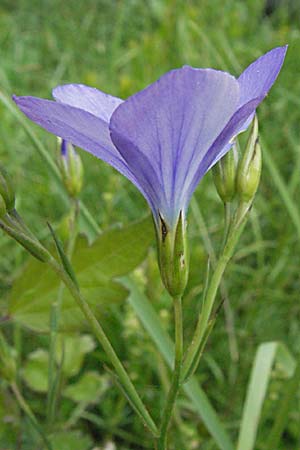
[58, 139, 83, 198]
[156, 211, 189, 298]
[0, 166, 15, 212]
[212, 146, 237, 203]
[237, 116, 262, 202]
[0, 332, 16, 383]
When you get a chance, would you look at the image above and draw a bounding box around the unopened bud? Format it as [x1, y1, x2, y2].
[212, 146, 237, 203]
[156, 211, 189, 297]
[237, 116, 262, 202]
[58, 139, 83, 198]
[0, 166, 15, 212]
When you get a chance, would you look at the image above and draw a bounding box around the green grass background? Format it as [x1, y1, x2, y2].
[0, 0, 300, 449]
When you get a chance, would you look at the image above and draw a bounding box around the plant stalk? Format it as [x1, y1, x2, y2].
[182, 219, 246, 382]
[47, 255, 159, 437]
[157, 295, 183, 450]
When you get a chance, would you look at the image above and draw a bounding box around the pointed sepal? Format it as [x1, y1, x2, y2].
[156, 211, 189, 297]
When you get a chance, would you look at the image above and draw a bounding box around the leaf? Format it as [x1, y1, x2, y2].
[123, 277, 235, 450]
[64, 371, 108, 403]
[55, 334, 96, 377]
[237, 341, 297, 450]
[22, 349, 49, 393]
[71, 215, 154, 278]
[49, 430, 93, 450]
[9, 217, 154, 332]
[22, 335, 97, 392]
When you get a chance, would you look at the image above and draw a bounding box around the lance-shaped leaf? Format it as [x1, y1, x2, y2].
[8, 217, 154, 332]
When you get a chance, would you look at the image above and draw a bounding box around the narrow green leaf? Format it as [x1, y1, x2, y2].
[237, 342, 296, 450]
[124, 277, 234, 450]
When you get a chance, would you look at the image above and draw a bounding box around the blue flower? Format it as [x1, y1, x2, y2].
[13, 46, 286, 230]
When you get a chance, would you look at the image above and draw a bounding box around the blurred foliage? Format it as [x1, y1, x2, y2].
[0, 0, 300, 449]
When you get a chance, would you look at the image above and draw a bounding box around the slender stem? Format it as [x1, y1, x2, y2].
[1, 209, 157, 436]
[47, 201, 78, 424]
[46, 297, 61, 424]
[11, 382, 53, 450]
[47, 256, 159, 437]
[222, 202, 232, 249]
[182, 221, 246, 382]
[191, 199, 239, 364]
[157, 296, 183, 450]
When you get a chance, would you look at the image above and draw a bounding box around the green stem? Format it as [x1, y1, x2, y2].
[46, 297, 61, 424]
[222, 202, 232, 249]
[157, 296, 183, 450]
[182, 220, 246, 382]
[47, 256, 158, 437]
[11, 382, 53, 450]
[47, 199, 79, 424]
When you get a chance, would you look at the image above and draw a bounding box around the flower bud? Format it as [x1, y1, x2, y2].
[0, 166, 15, 212]
[236, 116, 262, 203]
[156, 211, 189, 298]
[58, 139, 83, 198]
[212, 146, 237, 203]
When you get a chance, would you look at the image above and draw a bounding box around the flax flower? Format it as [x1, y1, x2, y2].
[13, 47, 286, 230]
[13, 46, 286, 295]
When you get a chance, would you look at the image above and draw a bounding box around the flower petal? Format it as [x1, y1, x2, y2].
[52, 84, 123, 122]
[207, 46, 288, 170]
[238, 45, 287, 105]
[12, 95, 150, 201]
[185, 97, 262, 205]
[110, 67, 240, 225]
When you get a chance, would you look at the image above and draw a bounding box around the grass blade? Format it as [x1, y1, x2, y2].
[237, 342, 277, 450]
[237, 341, 296, 450]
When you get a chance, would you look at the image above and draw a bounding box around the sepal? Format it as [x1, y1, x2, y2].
[212, 146, 237, 203]
[236, 116, 262, 203]
[58, 139, 83, 198]
[156, 211, 189, 297]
